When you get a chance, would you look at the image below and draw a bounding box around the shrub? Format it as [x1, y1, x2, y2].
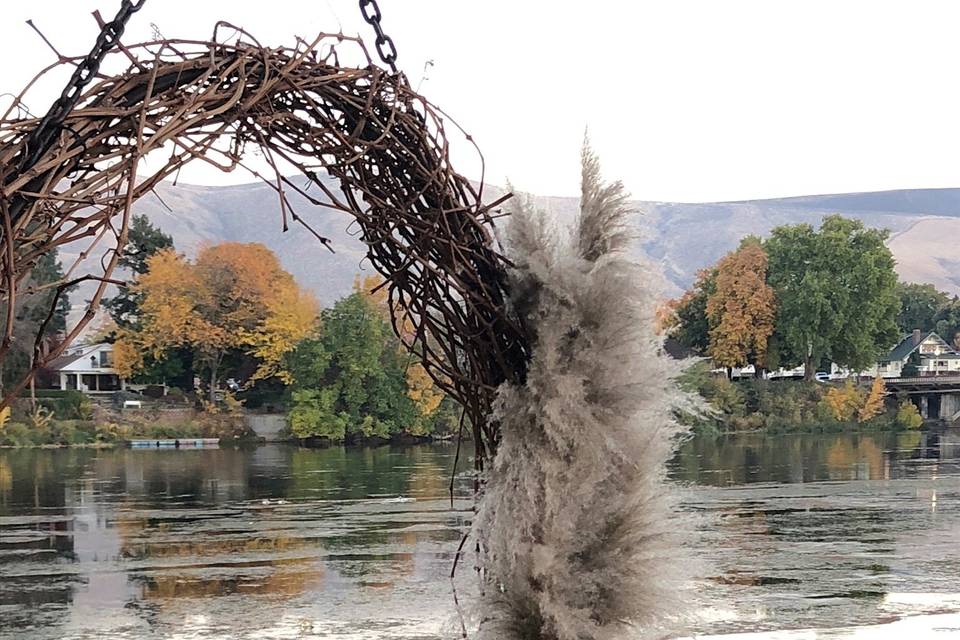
[0, 422, 34, 447]
[37, 390, 94, 420]
[822, 381, 863, 423]
[895, 401, 923, 429]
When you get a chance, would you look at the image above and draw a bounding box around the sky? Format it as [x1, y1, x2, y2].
[3, 0, 960, 202]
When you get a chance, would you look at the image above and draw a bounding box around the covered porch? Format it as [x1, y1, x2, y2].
[59, 371, 125, 394]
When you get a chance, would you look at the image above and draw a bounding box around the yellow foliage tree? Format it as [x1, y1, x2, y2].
[858, 376, 887, 423]
[896, 401, 923, 429]
[654, 299, 679, 336]
[706, 241, 777, 371]
[120, 243, 318, 399]
[824, 380, 863, 422]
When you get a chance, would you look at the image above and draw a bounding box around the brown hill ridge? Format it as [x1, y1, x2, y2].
[62, 180, 960, 330]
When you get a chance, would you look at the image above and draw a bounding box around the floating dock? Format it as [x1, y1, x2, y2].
[128, 438, 220, 449]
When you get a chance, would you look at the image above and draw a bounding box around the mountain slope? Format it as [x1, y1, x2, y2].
[62, 181, 960, 331]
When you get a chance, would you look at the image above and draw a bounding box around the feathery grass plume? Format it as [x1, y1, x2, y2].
[474, 141, 692, 640]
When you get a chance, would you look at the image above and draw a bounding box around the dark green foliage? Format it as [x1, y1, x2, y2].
[36, 390, 94, 420]
[766, 216, 900, 379]
[0, 249, 74, 393]
[901, 351, 921, 377]
[103, 214, 174, 330]
[933, 296, 960, 348]
[672, 268, 715, 353]
[287, 293, 424, 442]
[896, 282, 951, 333]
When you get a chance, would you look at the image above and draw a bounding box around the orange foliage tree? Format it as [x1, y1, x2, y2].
[823, 380, 863, 422]
[706, 240, 777, 372]
[858, 376, 887, 423]
[115, 243, 317, 399]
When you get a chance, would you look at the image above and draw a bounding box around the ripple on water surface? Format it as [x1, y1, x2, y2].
[0, 431, 959, 639]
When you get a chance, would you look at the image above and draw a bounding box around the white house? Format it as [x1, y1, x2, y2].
[871, 330, 960, 379]
[45, 343, 125, 394]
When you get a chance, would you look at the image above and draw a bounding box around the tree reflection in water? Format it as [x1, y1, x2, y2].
[0, 433, 957, 638]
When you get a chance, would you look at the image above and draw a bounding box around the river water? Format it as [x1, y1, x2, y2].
[1, 430, 959, 639]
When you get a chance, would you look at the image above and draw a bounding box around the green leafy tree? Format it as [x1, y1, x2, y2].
[933, 296, 960, 349]
[766, 215, 899, 380]
[1, 249, 73, 392]
[669, 267, 716, 354]
[287, 292, 418, 442]
[896, 282, 951, 334]
[103, 214, 174, 330]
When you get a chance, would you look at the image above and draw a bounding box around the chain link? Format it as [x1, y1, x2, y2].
[17, 0, 146, 174]
[358, 0, 398, 74]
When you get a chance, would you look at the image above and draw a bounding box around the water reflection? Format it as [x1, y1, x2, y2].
[0, 444, 473, 639]
[0, 431, 958, 639]
[671, 429, 960, 485]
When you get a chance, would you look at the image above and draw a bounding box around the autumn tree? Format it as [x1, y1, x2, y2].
[103, 214, 174, 330]
[102, 214, 189, 386]
[705, 239, 777, 373]
[858, 376, 887, 423]
[823, 380, 863, 422]
[766, 216, 900, 380]
[116, 243, 317, 400]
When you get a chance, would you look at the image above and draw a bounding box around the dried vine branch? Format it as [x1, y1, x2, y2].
[0, 25, 530, 463]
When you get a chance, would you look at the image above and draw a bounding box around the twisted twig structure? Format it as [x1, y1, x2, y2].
[0, 26, 529, 463]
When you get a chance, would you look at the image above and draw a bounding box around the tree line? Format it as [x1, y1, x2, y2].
[105, 215, 455, 442]
[663, 214, 960, 380]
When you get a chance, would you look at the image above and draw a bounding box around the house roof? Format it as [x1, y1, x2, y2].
[44, 352, 89, 371]
[882, 332, 926, 363]
[44, 342, 114, 373]
[880, 331, 954, 363]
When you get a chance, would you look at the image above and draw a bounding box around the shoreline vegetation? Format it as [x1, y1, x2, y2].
[679, 361, 924, 436]
[0, 389, 462, 449]
[662, 214, 959, 435]
[6, 215, 953, 448]
[1, 217, 462, 449]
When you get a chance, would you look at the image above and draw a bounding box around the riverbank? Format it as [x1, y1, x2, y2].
[0, 395, 257, 448]
[679, 361, 926, 435]
[0, 417, 258, 448]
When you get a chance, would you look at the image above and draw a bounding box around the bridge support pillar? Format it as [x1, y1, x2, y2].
[941, 392, 960, 423]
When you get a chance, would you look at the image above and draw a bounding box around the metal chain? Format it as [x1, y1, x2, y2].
[17, 0, 147, 174]
[359, 0, 398, 73]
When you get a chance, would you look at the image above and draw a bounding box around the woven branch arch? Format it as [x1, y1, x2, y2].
[0, 27, 529, 462]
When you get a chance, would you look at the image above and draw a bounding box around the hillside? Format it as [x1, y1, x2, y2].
[62, 181, 960, 330]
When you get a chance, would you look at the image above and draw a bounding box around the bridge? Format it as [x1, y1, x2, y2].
[885, 376, 960, 423]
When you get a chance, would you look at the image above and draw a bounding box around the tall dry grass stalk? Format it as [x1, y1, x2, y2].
[473, 142, 692, 640]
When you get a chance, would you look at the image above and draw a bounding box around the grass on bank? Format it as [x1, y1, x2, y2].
[0, 390, 255, 448]
[678, 361, 924, 435]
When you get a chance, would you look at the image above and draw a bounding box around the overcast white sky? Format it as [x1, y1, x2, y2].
[3, 0, 960, 202]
